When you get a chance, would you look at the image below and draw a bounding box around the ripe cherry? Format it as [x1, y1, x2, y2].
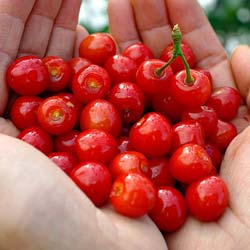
[18, 126, 53, 154]
[54, 130, 80, 158]
[149, 186, 187, 232]
[160, 42, 196, 73]
[182, 105, 218, 138]
[79, 33, 116, 66]
[149, 157, 175, 187]
[129, 112, 173, 157]
[75, 129, 117, 164]
[72, 64, 111, 104]
[68, 57, 92, 75]
[37, 95, 78, 135]
[172, 120, 205, 152]
[43, 56, 72, 92]
[122, 42, 153, 67]
[204, 142, 222, 169]
[71, 161, 112, 206]
[186, 175, 229, 222]
[110, 173, 156, 217]
[210, 119, 237, 152]
[48, 151, 78, 175]
[10, 95, 42, 130]
[136, 59, 174, 95]
[169, 143, 213, 184]
[108, 82, 145, 124]
[6, 55, 49, 95]
[80, 99, 121, 137]
[206, 86, 241, 121]
[109, 151, 151, 179]
[104, 54, 138, 85]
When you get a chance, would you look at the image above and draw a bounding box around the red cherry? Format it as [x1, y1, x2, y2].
[18, 126, 53, 154]
[48, 151, 78, 175]
[43, 56, 72, 92]
[104, 54, 138, 85]
[80, 99, 121, 137]
[37, 96, 78, 135]
[149, 157, 175, 187]
[108, 82, 145, 124]
[109, 151, 151, 179]
[172, 120, 205, 152]
[129, 112, 173, 157]
[71, 161, 112, 206]
[72, 64, 111, 104]
[75, 129, 117, 164]
[54, 130, 80, 158]
[136, 59, 174, 95]
[149, 186, 187, 232]
[210, 119, 237, 152]
[68, 57, 92, 75]
[122, 42, 153, 67]
[79, 33, 116, 66]
[6, 55, 49, 95]
[169, 143, 213, 184]
[160, 42, 196, 73]
[206, 86, 241, 121]
[182, 106, 218, 138]
[110, 173, 156, 217]
[10, 95, 42, 130]
[204, 142, 222, 169]
[171, 69, 212, 109]
[152, 90, 182, 123]
[186, 175, 229, 221]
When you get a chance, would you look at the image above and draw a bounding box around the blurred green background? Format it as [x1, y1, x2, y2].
[79, 0, 250, 53]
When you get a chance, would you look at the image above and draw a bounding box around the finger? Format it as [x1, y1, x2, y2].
[231, 45, 250, 106]
[0, 118, 19, 137]
[17, 0, 63, 58]
[74, 24, 89, 57]
[46, 0, 81, 60]
[108, 0, 140, 52]
[166, 0, 234, 88]
[0, 134, 118, 250]
[0, 0, 36, 114]
[130, 0, 172, 57]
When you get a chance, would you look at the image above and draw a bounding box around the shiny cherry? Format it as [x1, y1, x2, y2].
[80, 99, 121, 137]
[149, 186, 187, 232]
[79, 33, 116, 66]
[71, 161, 112, 206]
[108, 82, 145, 124]
[75, 129, 117, 164]
[186, 175, 229, 222]
[110, 173, 156, 218]
[129, 112, 173, 157]
[6, 55, 49, 95]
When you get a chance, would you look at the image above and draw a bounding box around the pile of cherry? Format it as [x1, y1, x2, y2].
[6, 25, 240, 232]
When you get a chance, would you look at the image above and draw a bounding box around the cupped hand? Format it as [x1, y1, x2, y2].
[108, 0, 250, 249]
[0, 1, 167, 250]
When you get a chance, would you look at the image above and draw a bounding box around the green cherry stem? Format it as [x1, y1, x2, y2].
[154, 24, 194, 84]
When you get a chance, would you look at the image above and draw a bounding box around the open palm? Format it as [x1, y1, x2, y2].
[108, 0, 250, 249]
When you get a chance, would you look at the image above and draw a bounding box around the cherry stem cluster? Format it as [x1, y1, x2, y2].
[154, 24, 194, 84]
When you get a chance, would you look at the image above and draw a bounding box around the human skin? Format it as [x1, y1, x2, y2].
[1, 0, 250, 249]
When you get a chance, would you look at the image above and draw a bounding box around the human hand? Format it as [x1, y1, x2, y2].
[0, 1, 167, 250]
[0, 0, 87, 136]
[108, 0, 250, 249]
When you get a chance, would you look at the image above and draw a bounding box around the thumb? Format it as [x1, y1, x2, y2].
[231, 45, 250, 107]
[220, 125, 250, 229]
